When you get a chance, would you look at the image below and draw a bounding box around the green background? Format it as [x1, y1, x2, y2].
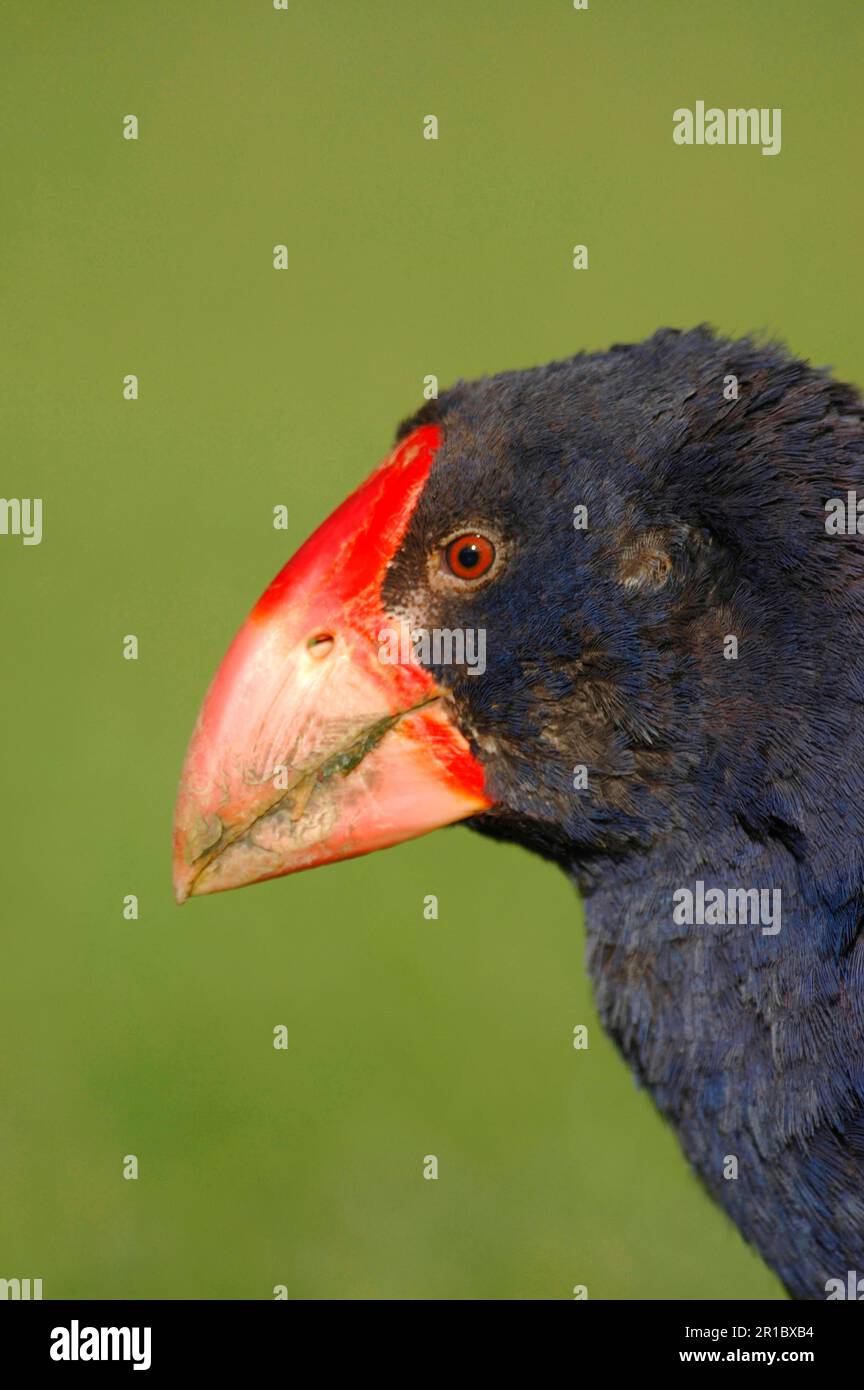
[3, 0, 861, 1300]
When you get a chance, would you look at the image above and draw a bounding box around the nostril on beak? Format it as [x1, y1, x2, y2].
[307, 633, 335, 660]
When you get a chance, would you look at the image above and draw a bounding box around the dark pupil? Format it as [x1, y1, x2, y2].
[457, 543, 481, 571]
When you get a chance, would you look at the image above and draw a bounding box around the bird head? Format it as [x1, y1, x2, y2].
[173, 326, 862, 902]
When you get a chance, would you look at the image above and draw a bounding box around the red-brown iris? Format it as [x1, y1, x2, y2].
[443, 533, 496, 580]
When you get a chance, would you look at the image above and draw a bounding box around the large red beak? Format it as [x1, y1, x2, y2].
[173, 426, 491, 902]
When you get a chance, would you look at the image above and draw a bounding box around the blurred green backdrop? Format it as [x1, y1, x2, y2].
[2, 0, 862, 1300]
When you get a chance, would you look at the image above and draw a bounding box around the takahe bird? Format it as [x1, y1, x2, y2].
[173, 326, 864, 1301]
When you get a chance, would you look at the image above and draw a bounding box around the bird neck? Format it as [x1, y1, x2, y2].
[575, 825, 864, 1300]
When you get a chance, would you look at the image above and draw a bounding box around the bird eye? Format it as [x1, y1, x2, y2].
[443, 533, 496, 581]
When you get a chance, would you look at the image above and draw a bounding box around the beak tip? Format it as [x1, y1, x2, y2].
[172, 843, 195, 904]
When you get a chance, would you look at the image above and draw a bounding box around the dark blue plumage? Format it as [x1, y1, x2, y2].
[384, 327, 864, 1299]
